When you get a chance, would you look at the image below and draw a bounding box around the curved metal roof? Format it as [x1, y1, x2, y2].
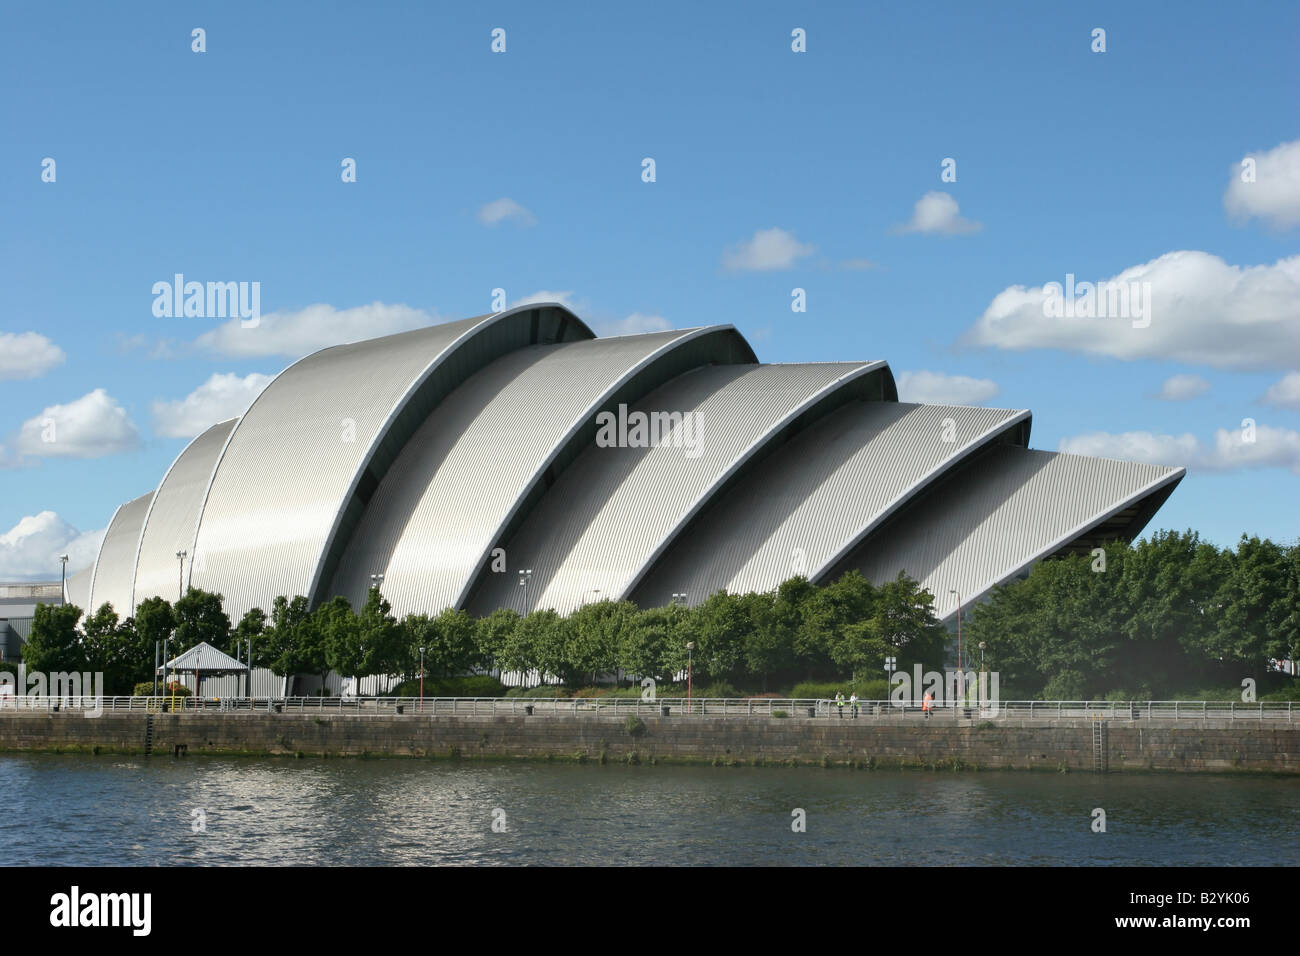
[130, 418, 237, 613]
[328, 326, 757, 614]
[86, 491, 154, 616]
[65, 566, 92, 611]
[631, 402, 1031, 608]
[189, 303, 590, 618]
[466, 361, 892, 617]
[837, 445, 1185, 621]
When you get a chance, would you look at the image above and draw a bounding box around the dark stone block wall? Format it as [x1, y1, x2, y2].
[0, 712, 1295, 773]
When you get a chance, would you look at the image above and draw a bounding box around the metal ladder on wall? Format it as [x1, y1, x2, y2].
[1091, 718, 1108, 773]
[144, 715, 155, 757]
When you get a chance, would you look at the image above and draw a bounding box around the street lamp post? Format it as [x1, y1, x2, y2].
[419, 646, 426, 712]
[176, 550, 187, 602]
[686, 641, 695, 713]
[948, 589, 963, 673]
[59, 554, 69, 605]
[370, 572, 384, 593]
[518, 569, 533, 613]
[978, 641, 987, 711]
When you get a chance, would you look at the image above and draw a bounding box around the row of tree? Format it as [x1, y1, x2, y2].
[17, 530, 1298, 698]
[967, 531, 1300, 699]
[17, 571, 949, 695]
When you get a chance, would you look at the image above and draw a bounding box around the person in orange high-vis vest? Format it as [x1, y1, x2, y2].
[922, 691, 934, 718]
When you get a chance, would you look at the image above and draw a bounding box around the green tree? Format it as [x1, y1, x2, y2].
[263, 595, 324, 695]
[234, 607, 268, 665]
[319, 595, 363, 689]
[357, 587, 403, 693]
[173, 587, 232, 654]
[21, 603, 85, 675]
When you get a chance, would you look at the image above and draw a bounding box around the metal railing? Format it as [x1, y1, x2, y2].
[0, 695, 1293, 720]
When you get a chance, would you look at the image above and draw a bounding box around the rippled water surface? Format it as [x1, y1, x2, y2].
[1, 755, 1296, 866]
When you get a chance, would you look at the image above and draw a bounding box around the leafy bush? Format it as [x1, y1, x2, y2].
[772, 710, 789, 718]
[625, 715, 646, 737]
[505, 684, 572, 698]
[1263, 680, 1300, 702]
[162, 682, 192, 697]
[394, 675, 507, 698]
[572, 686, 617, 698]
[693, 680, 742, 699]
[132, 682, 156, 697]
[790, 681, 850, 700]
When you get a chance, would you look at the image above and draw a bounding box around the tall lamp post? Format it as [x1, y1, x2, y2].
[418, 645, 426, 713]
[176, 550, 187, 602]
[978, 641, 987, 711]
[671, 592, 688, 710]
[370, 572, 384, 593]
[518, 569, 533, 613]
[59, 554, 69, 605]
[948, 589, 963, 673]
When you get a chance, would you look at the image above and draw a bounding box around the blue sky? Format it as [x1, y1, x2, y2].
[1, 0, 1297, 579]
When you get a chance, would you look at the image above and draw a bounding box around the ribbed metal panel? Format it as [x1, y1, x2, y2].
[328, 327, 749, 615]
[632, 402, 1030, 608]
[130, 418, 237, 613]
[842, 446, 1185, 622]
[466, 361, 882, 618]
[86, 491, 154, 616]
[65, 566, 92, 610]
[189, 305, 590, 619]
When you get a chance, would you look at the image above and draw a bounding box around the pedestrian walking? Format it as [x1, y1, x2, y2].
[835, 692, 845, 718]
[922, 691, 934, 718]
[850, 692, 859, 718]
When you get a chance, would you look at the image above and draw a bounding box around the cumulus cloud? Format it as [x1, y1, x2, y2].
[14, 389, 140, 459]
[895, 370, 1000, 405]
[196, 302, 437, 358]
[1154, 374, 1211, 401]
[1260, 372, 1300, 409]
[511, 292, 671, 338]
[723, 228, 815, 272]
[1058, 423, 1300, 474]
[512, 290, 579, 310]
[893, 191, 982, 236]
[0, 511, 104, 580]
[477, 197, 536, 227]
[152, 372, 274, 439]
[1224, 139, 1300, 230]
[0, 332, 65, 381]
[965, 251, 1300, 370]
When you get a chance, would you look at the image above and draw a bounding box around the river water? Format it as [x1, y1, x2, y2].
[1, 755, 1296, 866]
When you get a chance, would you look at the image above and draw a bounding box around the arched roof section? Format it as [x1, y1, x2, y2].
[466, 360, 893, 617]
[631, 402, 1031, 608]
[86, 491, 154, 616]
[189, 304, 590, 618]
[327, 326, 757, 614]
[130, 418, 237, 614]
[830, 445, 1185, 622]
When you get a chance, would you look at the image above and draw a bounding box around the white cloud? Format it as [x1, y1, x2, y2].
[895, 370, 1000, 405]
[723, 228, 815, 272]
[1260, 372, 1300, 409]
[511, 292, 670, 338]
[195, 302, 437, 358]
[1224, 139, 1300, 230]
[593, 313, 672, 336]
[0, 511, 104, 580]
[512, 290, 579, 311]
[477, 197, 536, 227]
[1058, 424, 1300, 475]
[152, 372, 274, 439]
[840, 258, 882, 271]
[1154, 374, 1211, 401]
[14, 389, 140, 459]
[0, 332, 65, 381]
[893, 191, 982, 236]
[966, 251, 1300, 370]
